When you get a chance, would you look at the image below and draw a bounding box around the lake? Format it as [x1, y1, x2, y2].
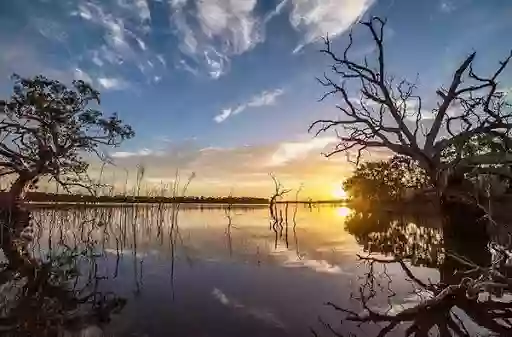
[5, 204, 509, 336]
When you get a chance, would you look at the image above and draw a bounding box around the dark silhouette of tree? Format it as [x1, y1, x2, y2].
[310, 16, 512, 337]
[268, 173, 291, 220]
[343, 155, 429, 204]
[0, 74, 134, 201]
[314, 209, 512, 337]
[0, 74, 134, 274]
[310, 15, 511, 288]
[311, 17, 512, 186]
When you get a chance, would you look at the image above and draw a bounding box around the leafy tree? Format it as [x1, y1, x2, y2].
[0, 74, 134, 269]
[343, 155, 429, 203]
[0, 74, 134, 203]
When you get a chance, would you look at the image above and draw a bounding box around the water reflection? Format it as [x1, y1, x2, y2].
[20, 204, 366, 336]
[335, 206, 353, 218]
[320, 207, 512, 337]
[0, 243, 126, 336]
[2, 204, 510, 336]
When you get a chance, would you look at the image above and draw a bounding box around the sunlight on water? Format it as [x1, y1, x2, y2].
[19, 205, 445, 337]
[335, 206, 353, 218]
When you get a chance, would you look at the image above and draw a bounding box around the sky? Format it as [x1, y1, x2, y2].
[0, 0, 511, 199]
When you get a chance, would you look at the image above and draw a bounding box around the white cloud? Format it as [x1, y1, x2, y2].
[178, 59, 199, 76]
[111, 148, 154, 158]
[70, 1, 164, 83]
[214, 88, 285, 123]
[247, 89, 284, 107]
[269, 136, 337, 166]
[98, 77, 129, 90]
[204, 48, 227, 78]
[439, 1, 456, 13]
[264, 0, 289, 23]
[115, 0, 151, 24]
[170, 0, 263, 78]
[214, 109, 233, 123]
[197, 0, 262, 55]
[135, 0, 151, 23]
[170, 0, 188, 9]
[289, 0, 375, 53]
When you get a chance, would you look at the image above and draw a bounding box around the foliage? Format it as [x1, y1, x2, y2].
[0, 74, 134, 196]
[343, 155, 429, 203]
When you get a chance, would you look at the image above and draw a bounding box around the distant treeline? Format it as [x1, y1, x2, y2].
[4, 192, 347, 205]
[10, 192, 269, 204]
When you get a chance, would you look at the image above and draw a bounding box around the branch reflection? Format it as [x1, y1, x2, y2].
[317, 208, 512, 337]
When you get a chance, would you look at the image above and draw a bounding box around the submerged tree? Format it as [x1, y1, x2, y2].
[0, 74, 134, 269]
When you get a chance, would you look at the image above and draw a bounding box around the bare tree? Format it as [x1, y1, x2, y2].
[268, 173, 291, 221]
[310, 19, 512, 336]
[0, 74, 134, 269]
[310, 17, 512, 189]
[324, 249, 512, 337]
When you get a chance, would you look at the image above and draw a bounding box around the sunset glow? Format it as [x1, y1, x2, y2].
[332, 186, 348, 200]
[335, 207, 353, 218]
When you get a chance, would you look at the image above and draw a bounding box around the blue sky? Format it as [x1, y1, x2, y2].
[0, 0, 511, 197]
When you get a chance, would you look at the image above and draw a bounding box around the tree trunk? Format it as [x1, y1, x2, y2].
[0, 174, 37, 271]
[438, 175, 491, 285]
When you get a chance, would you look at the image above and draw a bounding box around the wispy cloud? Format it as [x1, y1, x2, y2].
[68, 0, 164, 84]
[111, 148, 154, 158]
[98, 77, 129, 90]
[170, 0, 263, 78]
[439, 0, 456, 13]
[264, 0, 289, 23]
[214, 88, 284, 123]
[268, 136, 336, 166]
[289, 0, 375, 53]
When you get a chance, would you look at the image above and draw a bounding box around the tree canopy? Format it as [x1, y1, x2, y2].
[0, 75, 134, 200]
[343, 155, 429, 203]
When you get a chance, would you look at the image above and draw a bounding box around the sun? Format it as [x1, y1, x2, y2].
[335, 207, 353, 217]
[332, 185, 348, 200]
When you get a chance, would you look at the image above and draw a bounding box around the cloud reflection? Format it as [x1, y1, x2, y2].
[211, 288, 285, 329]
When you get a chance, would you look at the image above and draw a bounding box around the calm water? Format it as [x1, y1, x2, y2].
[9, 204, 502, 336]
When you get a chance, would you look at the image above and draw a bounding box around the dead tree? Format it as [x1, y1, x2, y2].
[310, 17, 512, 189]
[0, 74, 134, 270]
[310, 16, 512, 249]
[268, 173, 291, 221]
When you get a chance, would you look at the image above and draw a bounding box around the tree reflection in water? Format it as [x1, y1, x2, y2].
[0, 208, 127, 337]
[317, 208, 512, 337]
